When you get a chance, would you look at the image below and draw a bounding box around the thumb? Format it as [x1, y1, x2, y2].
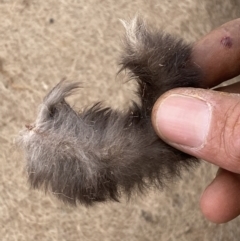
[152, 88, 240, 174]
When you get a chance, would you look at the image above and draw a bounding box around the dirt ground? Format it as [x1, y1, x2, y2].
[1, 0, 240, 240]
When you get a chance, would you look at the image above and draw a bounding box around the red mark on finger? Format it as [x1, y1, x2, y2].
[221, 36, 232, 48]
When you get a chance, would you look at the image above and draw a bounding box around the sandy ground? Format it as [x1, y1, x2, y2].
[1, 0, 240, 240]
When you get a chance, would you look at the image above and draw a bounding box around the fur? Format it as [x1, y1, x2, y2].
[19, 17, 203, 206]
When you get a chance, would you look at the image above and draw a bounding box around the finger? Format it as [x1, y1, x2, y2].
[200, 169, 240, 223]
[192, 18, 240, 88]
[152, 87, 240, 173]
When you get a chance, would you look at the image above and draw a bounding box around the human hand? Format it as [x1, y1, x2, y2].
[151, 19, 240, 224]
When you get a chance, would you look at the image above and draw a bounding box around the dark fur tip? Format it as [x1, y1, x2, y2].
[19, 17, 202, 206]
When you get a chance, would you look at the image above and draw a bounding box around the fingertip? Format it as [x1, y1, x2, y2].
[200, 183, 227, 224]
[152, 89, 211, 148]
[200, 169, 240, 223]
[151, 90, 172, 139]
[151, 93, 163, 136]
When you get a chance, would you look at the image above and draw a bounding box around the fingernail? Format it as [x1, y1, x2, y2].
[156, 95, 211, 148]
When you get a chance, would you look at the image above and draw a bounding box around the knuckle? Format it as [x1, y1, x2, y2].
[221, 101, 240, 168]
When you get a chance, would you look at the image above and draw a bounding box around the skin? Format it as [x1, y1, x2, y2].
[192, 18, 240, 87]
[152, 18, 240, 224]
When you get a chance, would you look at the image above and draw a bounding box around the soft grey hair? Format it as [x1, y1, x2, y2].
[18, 17, 203, 206]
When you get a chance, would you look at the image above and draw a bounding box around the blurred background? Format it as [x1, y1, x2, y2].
[1, 0, 240, 240]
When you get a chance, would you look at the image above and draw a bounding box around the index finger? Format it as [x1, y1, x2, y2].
[192, 18, 240, 88]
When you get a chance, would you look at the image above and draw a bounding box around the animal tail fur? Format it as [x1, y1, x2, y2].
[19, 17, 202, 206]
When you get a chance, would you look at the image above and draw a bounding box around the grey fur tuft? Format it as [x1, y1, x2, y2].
[19, 17, 202, 206]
